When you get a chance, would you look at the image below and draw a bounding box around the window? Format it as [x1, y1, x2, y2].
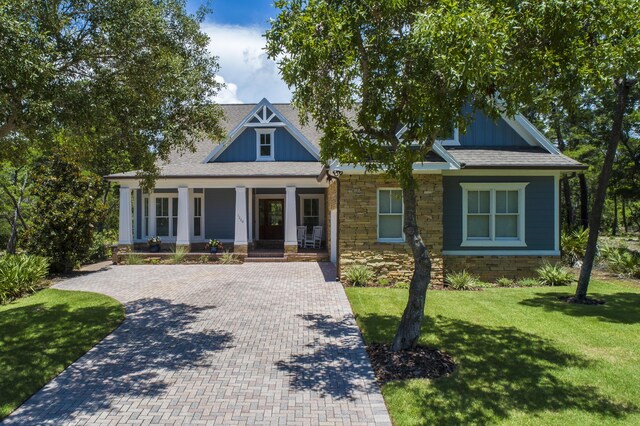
[439, 126, 460, 146]
[256, 129, 275, 161]
[303, 198, 320, 232]
[193, 197, 202, 237]
[156, 197, 170, 237]
[171, 197, 178, 237]
[143, 196, 149, 237]
[461, 183, 527, 247]
[377, 189, 404, 242]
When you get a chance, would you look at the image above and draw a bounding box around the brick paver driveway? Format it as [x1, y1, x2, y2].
[5, 263, 390, 426]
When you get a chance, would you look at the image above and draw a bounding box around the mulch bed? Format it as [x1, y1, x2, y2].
[366, 344, 456, 383]
[560, 295, 606, 305]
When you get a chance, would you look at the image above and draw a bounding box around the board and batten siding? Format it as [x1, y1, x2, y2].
[214, 127, 316, 162]
[458, 110, 530, 147]
[442, 176, 556, 252]
[204, 188, 236, 240]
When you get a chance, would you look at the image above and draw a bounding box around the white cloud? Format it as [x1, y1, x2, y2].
[203, 23, 292, 104]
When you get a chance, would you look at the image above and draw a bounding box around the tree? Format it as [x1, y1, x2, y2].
[0, 0, 225, 183]
[267, 0, 515, 350]
[25, 153, 106, 273]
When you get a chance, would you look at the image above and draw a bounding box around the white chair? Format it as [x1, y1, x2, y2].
[296, 226, 307, 248]
[305, 226, 323, 249]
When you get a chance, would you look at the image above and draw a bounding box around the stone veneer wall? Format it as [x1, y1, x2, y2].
[443, 255, 561, 282]
[337, 174, 444, 285]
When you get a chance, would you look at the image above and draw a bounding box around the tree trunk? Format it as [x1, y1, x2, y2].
[612, 194, 618, 236]
[391, 173, 431, 351]
[562, 176, 574, 229]
[622, 199, 628, 234]
[579, 173, 589, 230]
[7, 211, 18, 254]
[576, 78, 631, 301]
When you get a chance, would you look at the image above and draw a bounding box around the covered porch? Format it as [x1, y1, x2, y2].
[117, 177, 333, 260]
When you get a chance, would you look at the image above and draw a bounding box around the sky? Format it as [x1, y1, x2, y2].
[186, 0, 292, 104]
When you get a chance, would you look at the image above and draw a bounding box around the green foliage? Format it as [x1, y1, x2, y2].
[496, 277, 515, 287]
[378, 278, 390, 287]
[516, 278, 541, 287]
[561, 228, 589, 265]
[170, 246, 189, 264]
[125, 254, 144, 265]
[600, 244, 640, 277]
[0, 289, 123, 418]
[219, 251, 239, 265]
[0, 254, 49, 303]
[536, 262, 574, 286]
[198, 255, 210, 264]
[393, 281, 410, 290]
[445, 270, 480, 291]
[25, 155, 106, 273]
[84, 230, 117, 264]
[0, 0, 225, 185]
[344, 265, 375, 287]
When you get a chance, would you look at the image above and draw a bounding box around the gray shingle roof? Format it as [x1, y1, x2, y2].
[106, 161, 324, 179]
[447, 147, 586, 170]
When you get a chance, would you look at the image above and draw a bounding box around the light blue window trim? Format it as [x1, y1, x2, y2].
[460, 182, 528, 247]
[377, 188, 405, 243]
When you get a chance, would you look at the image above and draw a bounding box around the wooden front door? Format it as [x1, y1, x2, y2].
[259, 199, 284, 240]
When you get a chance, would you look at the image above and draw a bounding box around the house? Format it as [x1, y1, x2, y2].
[106, 98, 585, 283]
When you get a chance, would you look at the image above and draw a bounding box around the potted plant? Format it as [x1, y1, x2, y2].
[206, 239, 223, 254]
[148, 236, 161, 253]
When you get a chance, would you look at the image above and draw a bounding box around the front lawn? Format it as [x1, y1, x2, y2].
[0, 289, 124, 419]
[346, 279, 640, 425]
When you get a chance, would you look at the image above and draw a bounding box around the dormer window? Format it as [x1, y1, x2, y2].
[256, 128, 275, 161]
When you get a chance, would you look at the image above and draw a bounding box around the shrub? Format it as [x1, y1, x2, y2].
[220, 251, 239, 264]
[125, 254, 144, 265]
[25, 154, 106, 273]
[561, 228, 589, 265]
[84, 230, 117, 264]
[537, 262, 574, 286]
[446, 270, 480, 290]
[0, 254, 49, 303]
[602, 245, 640, 277]
[344, 265, 375, 286]
[516, 278, 540, 287]
[394, 281, 409, 289]
[170, 246, 189, 264]
[496, 277, 514, 287]
[199, 255, 210, 264]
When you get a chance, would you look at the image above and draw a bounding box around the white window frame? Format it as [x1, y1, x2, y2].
[143, 195, 149, 239]
[377, 188, 405, 243]
[298, 194, 325, 229]
[192, 194, 204, 239]
[460, 182, 528, 247]
[255, 128, 275, 161]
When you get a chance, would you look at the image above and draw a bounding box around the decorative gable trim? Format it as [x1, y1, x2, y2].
[203, 98, 320, 163]
[501, 113, 561, 154]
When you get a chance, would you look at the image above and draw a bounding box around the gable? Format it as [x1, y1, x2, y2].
[458, 110, 530, 147]
[213, 127, 317, 162]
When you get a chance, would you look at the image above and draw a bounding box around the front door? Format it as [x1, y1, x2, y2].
[259, 199, 284, 240]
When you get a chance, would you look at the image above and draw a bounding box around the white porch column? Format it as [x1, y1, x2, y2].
[234, 186, 248, 253]
[176, 186, 190, 246]
[284, 186, 297, 252]
[118, 187, 133, 246]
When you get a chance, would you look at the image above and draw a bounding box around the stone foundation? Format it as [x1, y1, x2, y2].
[444, 255, 561, 282]
[233, 243, 248, 255]
[337, 174, 444, 285]
[284, 244, 298, 254]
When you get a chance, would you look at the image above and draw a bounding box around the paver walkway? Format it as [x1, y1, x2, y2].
[4, 263, 390, 425]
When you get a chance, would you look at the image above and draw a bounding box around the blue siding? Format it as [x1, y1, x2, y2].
[204, 188, 235, 240]
[459, 110, 529, 147]
[215, 127, 316, 162]
[443, 176, 555, 251]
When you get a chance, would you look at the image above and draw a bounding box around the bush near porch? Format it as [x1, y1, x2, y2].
[346, 279, 640, 425]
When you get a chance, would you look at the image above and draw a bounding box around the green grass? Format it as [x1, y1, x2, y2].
[346, 280, 640, 425]
[0, 289, 124, 419]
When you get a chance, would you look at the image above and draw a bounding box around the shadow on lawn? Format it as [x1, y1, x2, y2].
[3, 298, 233, 424]
[357, 313, 636, 425]
[520, 291, 640, 324]
[276, 313, 378, 400]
